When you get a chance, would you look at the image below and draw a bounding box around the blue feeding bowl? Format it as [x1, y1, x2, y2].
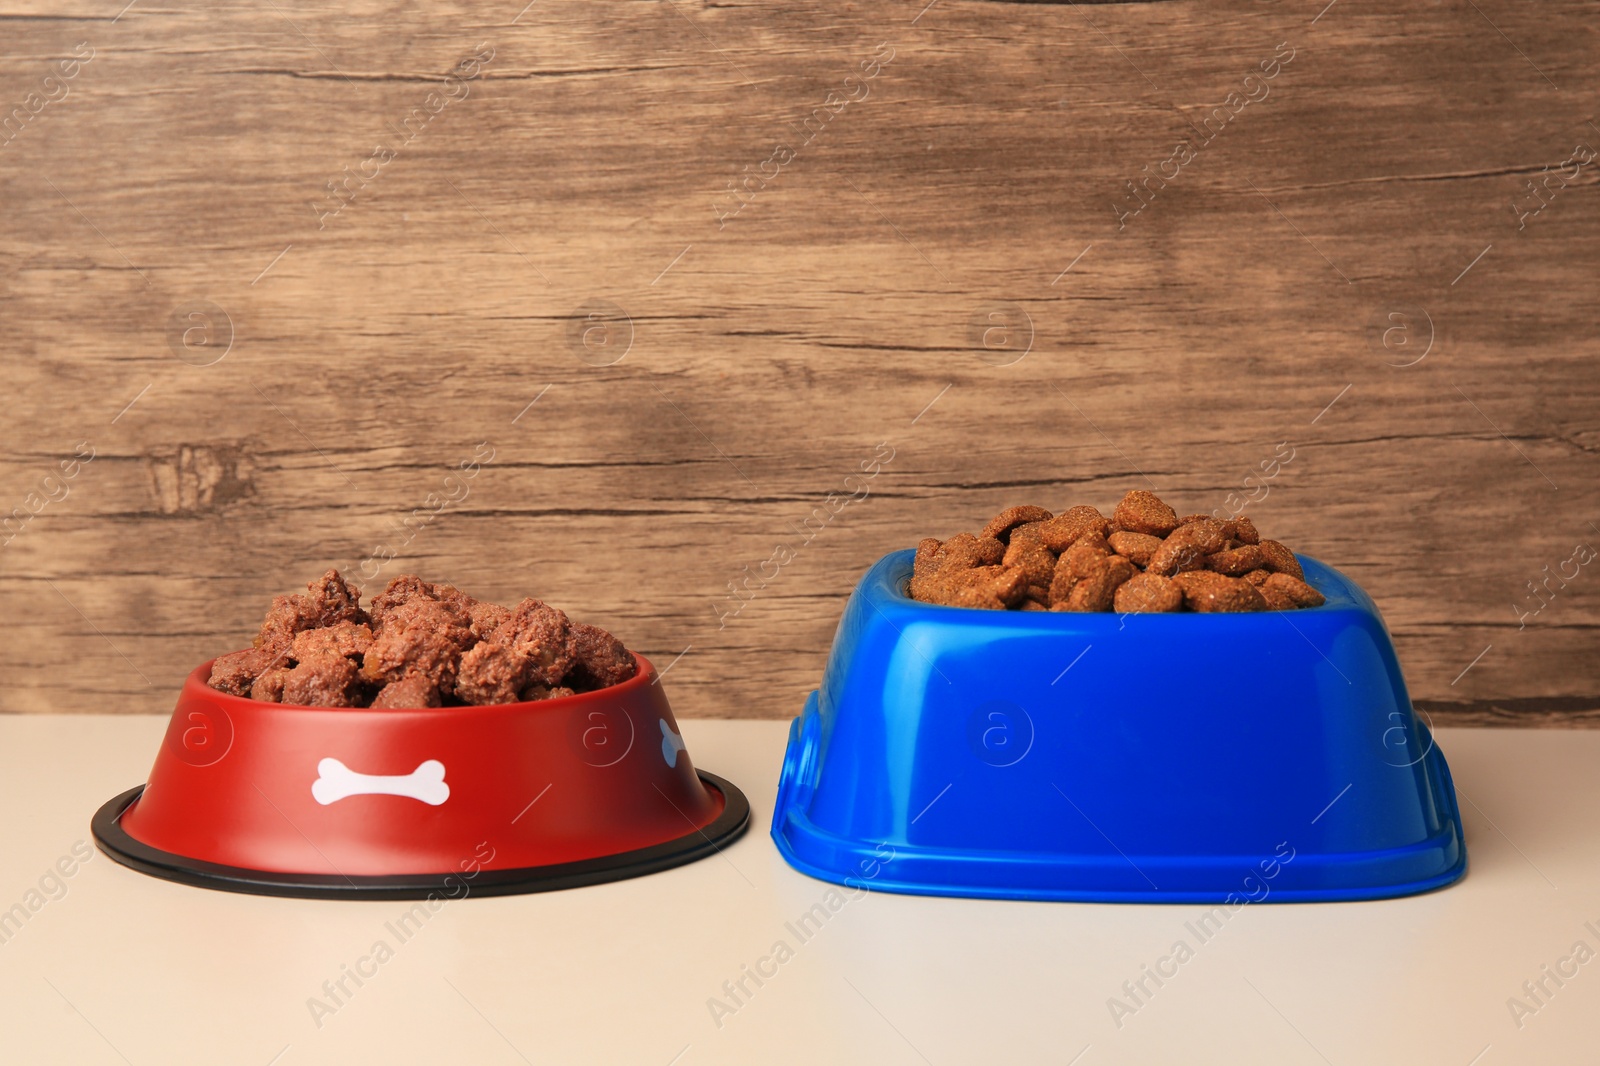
[772, 550, 1466, 903]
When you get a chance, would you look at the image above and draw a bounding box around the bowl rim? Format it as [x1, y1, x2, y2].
[189, 649, 658, 716]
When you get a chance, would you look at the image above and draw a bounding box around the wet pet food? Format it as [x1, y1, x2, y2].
[208, 571, 636, 707]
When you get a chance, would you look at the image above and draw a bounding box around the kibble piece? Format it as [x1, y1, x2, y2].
[1146, 540, 1206, 577]
[492, 599, 577, 686]
[1258, 539, 1305, 581]
[910, 533, 1028, 606]
[371, 674, 442, 709]
[281, 656, 363, 707]
[1113, 491, 1181, 537]
[1059, 505, 1110, 527]
[1228, 516, 1261, 545]
[1108, 531, 1163, 568]
[910, 572, 963, 607]
[1205, 544, 1267, 576]
[943, 533, 1007, 568]
[906, 568, 951, 603]
[924, 565, 1029, 609]
[1179, 517, 1227, 551]
[1105, 553, 1138, 583]
[913, 537, 945, 580]
[1070, 529, 1112, 557]
[1242, 569, 1271, 587]
[1060, 534, 1110, 567]
[1027, 507, 1113, 552]
[208, 647, 277, 696]
[1049, 539, 1111, 606]
[1018, 598, 1047, 612]
[565, 622, 638, 691]
[291, 622, 373, 663]
[1059, 555, 1137, 612]
[1146, 518, 1228, 576]
[1002, 532, 1056, 588]
[909, 534, 1007, 594]
[1260, 573, 1326, 610]
[907, 544, 947, 600]
[1258, 583, 1292, 611]
[968, 565, 1032, 608]
[979, 505, 1053, 543]
[1047, 567, 1077, 608]
[940, 586, 1008, 611]
[1113, 571, 1184, 614]
[906, 571, 944, 602]
[455, 641, 532, 704]
[1172, 571, 1268, 613]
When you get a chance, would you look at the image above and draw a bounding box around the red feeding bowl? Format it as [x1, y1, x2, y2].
[93, 653, 748, 898]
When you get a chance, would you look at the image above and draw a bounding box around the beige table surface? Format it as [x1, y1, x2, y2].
[0, 717, 1595, 1066]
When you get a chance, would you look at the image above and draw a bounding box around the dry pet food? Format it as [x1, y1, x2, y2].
[908, 491, 1325, 614]
[207, 570, 637, 706]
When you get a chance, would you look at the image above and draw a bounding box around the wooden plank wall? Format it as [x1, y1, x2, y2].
[1, 0, 1596, 722]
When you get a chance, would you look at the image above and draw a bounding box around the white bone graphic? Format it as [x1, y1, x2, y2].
[660, 719, 686, 768]
[312, 758, 450, 806]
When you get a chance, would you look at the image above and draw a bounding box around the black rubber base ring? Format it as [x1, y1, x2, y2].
[92, 771, 750, 900]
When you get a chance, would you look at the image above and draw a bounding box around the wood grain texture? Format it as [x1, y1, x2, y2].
[1, 0, 1596, 722]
